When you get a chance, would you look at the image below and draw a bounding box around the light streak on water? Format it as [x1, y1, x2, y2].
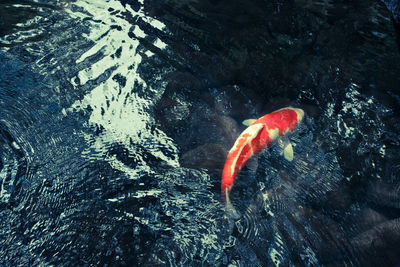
[65, 0, 179, 177]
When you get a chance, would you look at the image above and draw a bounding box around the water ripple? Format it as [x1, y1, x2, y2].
[0, 0, 399, 265]
[66, 0, 179, 178]
[0, 122, 28, 207]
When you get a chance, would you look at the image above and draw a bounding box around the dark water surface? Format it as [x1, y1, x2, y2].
[1, 0, 400, 266]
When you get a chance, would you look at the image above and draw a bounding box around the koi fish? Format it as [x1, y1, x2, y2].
[221, 107, 304, 216]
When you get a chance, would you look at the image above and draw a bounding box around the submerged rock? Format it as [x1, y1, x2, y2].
[180, 143, 227, 170]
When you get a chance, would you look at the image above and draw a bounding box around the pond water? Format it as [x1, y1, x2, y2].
[1, 0, 400, 266]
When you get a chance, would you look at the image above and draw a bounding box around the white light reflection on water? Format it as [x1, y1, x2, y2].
[62, 2, 225, 265]
[65, 0, 179, 177]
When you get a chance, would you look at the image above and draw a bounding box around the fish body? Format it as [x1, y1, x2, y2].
[221, 107, 304, 207]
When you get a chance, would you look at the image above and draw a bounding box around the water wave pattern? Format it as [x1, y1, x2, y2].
[1, 1, 186, 265]
[382, 0, 400, 21]
[146, 168, 226, 265]
[1, 0, 400, 265]
[315, 83, 394, 181]
[0, 50, 97, 265]
[66, 0, 179, 175]
[224, 122, 347, 265]
[0, 122, 27, 207]
[64, 1, 227, 265]
[0, 1, 64, 49]
[0, 1, 224, 265]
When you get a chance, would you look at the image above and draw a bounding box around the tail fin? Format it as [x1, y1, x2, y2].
[224, 188, 240, 219]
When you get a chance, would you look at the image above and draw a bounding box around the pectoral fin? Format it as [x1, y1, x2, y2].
[283, 141, 294, 161]
[242, 119, 257, 126]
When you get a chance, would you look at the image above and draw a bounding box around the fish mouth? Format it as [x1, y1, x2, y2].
[294, 108, 305, 122]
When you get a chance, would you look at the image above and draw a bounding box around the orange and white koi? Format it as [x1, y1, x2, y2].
[221, 107, 304, 214]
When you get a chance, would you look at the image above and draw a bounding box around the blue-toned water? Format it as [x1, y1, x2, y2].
[1, 0, 400, 266]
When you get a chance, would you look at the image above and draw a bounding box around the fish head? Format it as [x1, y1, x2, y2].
[294, 108, 304, 123]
